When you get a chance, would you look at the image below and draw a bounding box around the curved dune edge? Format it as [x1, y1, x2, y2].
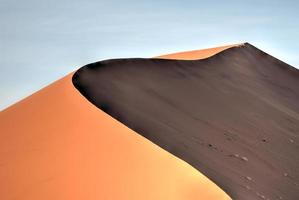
[155, 43, 243, 60]
[0, 45, 234, 200]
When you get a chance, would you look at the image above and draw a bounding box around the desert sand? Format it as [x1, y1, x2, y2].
[156, 44, 239, 60]
[0, 46, 234, 200]
[73, 43, 299, 200]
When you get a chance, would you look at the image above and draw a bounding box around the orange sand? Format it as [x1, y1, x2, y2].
[0, 45, 235, 200]
[156, 43, 242, 60]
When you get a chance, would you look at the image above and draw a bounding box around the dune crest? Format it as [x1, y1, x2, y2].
[156, 43, 243, 60]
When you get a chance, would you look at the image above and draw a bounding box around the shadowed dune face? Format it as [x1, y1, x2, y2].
[0, 47, 233, 200]
[73, 43, 299, 200]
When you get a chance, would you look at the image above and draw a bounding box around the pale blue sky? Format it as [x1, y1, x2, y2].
[1, 0, 298, 110]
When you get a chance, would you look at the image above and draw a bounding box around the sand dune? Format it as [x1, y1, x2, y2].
[0, 45, 233, 200]
[73, 43, 299, 200]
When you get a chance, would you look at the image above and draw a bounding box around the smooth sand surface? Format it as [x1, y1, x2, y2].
[156, 44, 241, 60]
[0, 45, 233, 200]
[73, 43, 299, 200]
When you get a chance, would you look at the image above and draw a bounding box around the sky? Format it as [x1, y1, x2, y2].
[0, 0, 298, 110]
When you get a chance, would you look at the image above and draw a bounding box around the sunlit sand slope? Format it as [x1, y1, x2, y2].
[156, 44, 241, 60]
